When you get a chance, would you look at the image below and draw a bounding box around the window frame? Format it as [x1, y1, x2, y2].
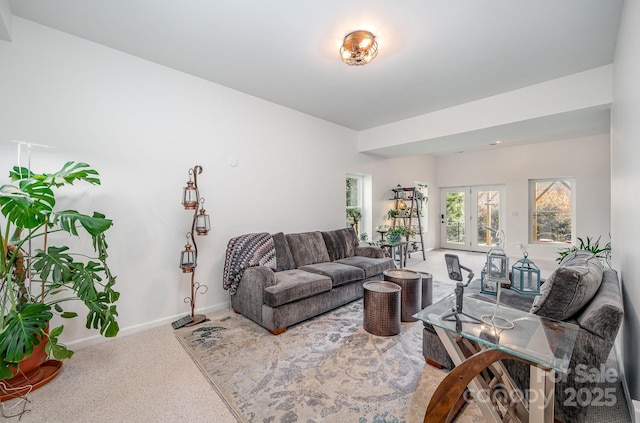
[529, 177, 576, 245]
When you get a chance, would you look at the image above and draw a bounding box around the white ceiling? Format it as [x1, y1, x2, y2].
[6, 0, 624, 155]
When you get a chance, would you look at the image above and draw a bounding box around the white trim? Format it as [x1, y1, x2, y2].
[65, 301, 230, 350]
[615, 345, 637, 423]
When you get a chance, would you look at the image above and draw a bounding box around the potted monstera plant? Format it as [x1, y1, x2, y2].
[0, 162, 119, 394]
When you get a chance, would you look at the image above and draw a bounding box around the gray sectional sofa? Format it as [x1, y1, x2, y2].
[229, 228, 395, 334]
[422, 251, 624, 423]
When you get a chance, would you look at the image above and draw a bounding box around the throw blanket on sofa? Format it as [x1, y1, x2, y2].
[223, 232, 277, 295]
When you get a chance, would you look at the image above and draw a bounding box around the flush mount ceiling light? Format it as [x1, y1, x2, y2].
[340, 30, 378, 66]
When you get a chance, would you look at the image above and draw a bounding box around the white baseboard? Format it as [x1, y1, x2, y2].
[65, 301, 231, 350]
[616, 345, 638, 423]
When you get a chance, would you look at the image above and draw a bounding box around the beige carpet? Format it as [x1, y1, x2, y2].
[0, 321, 238, 423]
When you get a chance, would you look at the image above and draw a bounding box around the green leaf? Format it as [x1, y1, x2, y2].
[39, 162, 101, 187]
[48, 325, 64, 339]
[45, 325, 74, 361]
[0, 180, 54, 229]
[32, 246, 74, 285]
[49, 210, 113, 238]
[60, 312, 78, 319]
[0, 303, 52, 367]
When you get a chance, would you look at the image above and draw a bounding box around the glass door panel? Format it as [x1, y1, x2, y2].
[440, 188, 467, 250]
[476, 189, 501, 248]
[441, 186, 505, 252]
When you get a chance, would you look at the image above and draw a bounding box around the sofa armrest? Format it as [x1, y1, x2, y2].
[355, 245, 385, 259]
[230, 266, 276, 325]
[576, 268, 623, 342]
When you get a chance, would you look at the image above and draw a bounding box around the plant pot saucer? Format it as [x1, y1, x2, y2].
[0, 360, 63, 402]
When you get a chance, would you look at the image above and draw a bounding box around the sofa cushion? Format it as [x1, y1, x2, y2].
[285, 231, 331, 267]
[355, 245, 385, 259]
[271, 232, 295, 271]
[321, 228, 359, 261]
[530, 251, 603, 320]
[335, 256, 395, 278]
[263, 269, 332, 308]
[299, 262, 365, 287]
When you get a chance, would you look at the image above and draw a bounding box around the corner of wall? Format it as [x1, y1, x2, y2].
[0, 0, 12, 42]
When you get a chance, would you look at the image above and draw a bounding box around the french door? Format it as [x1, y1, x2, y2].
[440, 185, 506, 252]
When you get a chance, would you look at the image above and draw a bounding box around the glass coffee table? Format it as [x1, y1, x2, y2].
[414, 294, 579, 423]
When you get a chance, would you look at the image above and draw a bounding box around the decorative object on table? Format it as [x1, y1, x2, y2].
[480, 245, 514, 329]
[176, 165, 210, 328]
[511, 251, 541, 295]
[0, 160, 119, 402]
[441, 254, 481, 329]
[386, 225, 414, 244]
[375, 225, 389, 241]
[480, 236, 508, 295]
[556, 235, 611, 267]
[385, 233, 401, 244]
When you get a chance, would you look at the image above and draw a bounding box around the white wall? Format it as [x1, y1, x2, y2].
[612, 0, 640, 410]
[350, 154, 438, 247]
[435, 134, 611, 262]
[0, 18, 437, 348]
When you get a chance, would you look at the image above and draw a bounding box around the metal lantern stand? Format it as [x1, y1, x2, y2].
[177, 165, 210, 328]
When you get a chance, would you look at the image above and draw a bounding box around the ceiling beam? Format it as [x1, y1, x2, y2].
[358, 65, 613, 156]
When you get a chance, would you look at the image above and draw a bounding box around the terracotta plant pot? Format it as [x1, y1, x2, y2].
[1, 332, 63, 402]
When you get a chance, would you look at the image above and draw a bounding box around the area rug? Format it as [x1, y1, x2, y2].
[174, 280, 478, 423]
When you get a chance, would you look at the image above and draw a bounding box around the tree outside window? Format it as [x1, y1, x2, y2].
[446, 192, 465, 243]
[530, 178, 574, 243]
[346, 175, 362, 235]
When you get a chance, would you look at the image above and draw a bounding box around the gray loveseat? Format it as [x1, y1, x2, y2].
[422, 251, 624, 423]
[229, 228, 395, 334]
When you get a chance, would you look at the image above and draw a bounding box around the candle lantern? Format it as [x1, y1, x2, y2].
[481, 246, 510, 295]
[511, 252, 541, 295]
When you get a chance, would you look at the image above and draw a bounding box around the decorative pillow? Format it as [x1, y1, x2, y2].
[285, 231, 331, 268]
[271, 232, 295, 271]
[321, 228, 359, 261]
[530, 251, 604, 320]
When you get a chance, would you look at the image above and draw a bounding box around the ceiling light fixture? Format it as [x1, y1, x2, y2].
[340, 30, 378, 66]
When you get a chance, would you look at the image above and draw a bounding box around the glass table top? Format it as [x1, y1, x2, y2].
[414, 294, 579, 374]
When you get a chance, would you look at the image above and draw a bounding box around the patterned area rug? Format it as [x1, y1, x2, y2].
[175, 280, 485, 423]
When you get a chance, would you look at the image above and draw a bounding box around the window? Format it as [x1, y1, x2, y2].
[530, 178, 575, 244]
[346, 175, 362, 233]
